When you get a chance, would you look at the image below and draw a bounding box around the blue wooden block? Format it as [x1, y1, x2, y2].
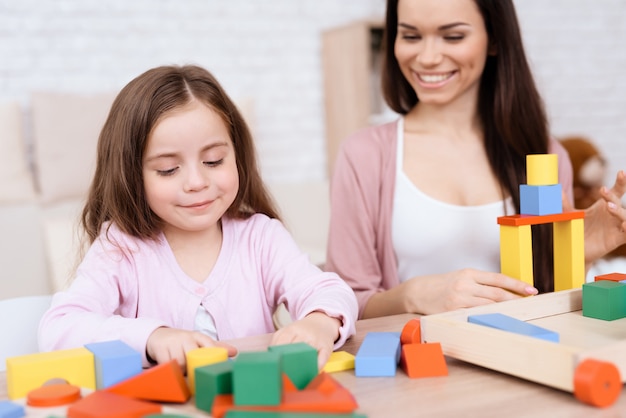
[354, 332, 401, 377]
[468, 313, 559, 342]
[0, 401, 24, 418]
[85, 340, 142, 389]
[520, 184, 562, 215]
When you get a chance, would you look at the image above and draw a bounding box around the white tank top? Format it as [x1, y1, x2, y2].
[391, 119, 515, 282]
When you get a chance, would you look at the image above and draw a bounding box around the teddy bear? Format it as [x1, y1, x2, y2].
[560, 136, 626, 258]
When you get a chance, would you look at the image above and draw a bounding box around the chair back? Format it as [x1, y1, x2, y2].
[0, 294, 52, 372]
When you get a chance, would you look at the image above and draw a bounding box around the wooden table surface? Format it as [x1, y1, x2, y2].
[2, 313, 626, 417]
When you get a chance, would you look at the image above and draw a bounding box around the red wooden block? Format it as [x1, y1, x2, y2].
[105, 360, 190, 403]
[497, 211, 584, 226]
[400, 318, 421, 345]
[595, 273, 626, 283]
[66, 391, 161, 418]
[401, 343, 448, 378]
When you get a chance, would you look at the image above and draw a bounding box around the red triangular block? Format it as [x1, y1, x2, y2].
[105, 360, 190, 403]
[67, 391, 161, 418]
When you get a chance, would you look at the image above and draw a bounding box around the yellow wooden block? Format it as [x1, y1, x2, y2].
[527, 154, 558, 186]
[186, 346, 228, 394]
[500, 225, 533, 286]
[6, 347, 95, 399]
[553, 218, 585, 291]
[322, 350, 355, 373]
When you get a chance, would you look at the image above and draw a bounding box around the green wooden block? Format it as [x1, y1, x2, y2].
[268, 342, 318, 390]
[233, 351, 282, 406]
[195, 360, 233, 413]
[582, 281, 626, 320]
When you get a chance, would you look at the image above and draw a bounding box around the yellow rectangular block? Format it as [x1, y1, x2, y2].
[186, 346, 228, 395]
[553, 218, 585, 291]
[527, 154, 558, 186]
[500, 225, 533, 286]
[322, 350, 355, 373]
[6, 347, 95, 399]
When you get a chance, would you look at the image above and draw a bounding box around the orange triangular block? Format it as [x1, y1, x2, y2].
[105, 360, 190, 403]
[67, 391, 161, 417]
[282, 373, 298, 393]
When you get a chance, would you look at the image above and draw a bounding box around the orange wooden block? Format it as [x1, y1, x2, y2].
[210, 373, 357, 418]
[282, 373, 298, 393]
[497, 211, 584, 226]
[27, 382, 81, 407]
[66, 391, 161, 418]
[105, 360, 190, 403]
[574, 359, 621, 407]
[595, 273, 626, 283]
[400, 318, 421, 345]
[400, 343, 448, 378]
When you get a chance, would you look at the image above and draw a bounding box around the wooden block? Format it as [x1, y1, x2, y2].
[595, 272, 626, 283]
[400, 343, 448, 378]
[499, 224, 533, 287]
[400, 318, 421, 345]
[233, 351, 282, 406]
[224, 411, 367, 418]
[468, 313, 559, 342]
[322, 351, 355, 373]
[195, 360, 233, 414]
[186, 346, 228, 395]
[582, 281, 626, 321]
[553, 218, 585, 291]
[0, 400, 24, 418]
[526, 154, 558, 186]
[354, 332, 401, 377]
[85, 340, 142, 389]
[105, 360, 190, 403]
[497, 210, 584, 226]
[26, 382, 81, 407]
[520, 184, 562, 216]
[67, 390, 161, 417]
[268, 342, 317, 390]
[6, 347, 95, 400]
[212, 373, 358, 418]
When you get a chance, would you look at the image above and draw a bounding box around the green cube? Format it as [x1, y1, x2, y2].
[268, 342, 318, 390]
[582, 281, 626, 320]
[233, 351, 282, 406]
[195, 360, 233, 413]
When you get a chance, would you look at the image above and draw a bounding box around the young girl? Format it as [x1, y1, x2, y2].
[38, 65, 358, 369]
[326, 0, 626, 319]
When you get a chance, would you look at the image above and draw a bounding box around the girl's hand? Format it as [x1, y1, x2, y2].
[146, 327, 237, 369]
[270, 311, 341, 369]
[402, 268, 538, 315]
[576, 170, 626, 264]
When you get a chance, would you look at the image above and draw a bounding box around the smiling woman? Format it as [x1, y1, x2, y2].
[325, 0, 626, 320]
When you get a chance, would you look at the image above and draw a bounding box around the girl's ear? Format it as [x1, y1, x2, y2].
[488, 40, 498, 56]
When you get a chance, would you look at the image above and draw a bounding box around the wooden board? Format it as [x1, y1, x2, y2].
[420, 289, 626, 393]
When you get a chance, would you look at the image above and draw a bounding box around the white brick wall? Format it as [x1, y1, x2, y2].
[1, 0, 624, 185]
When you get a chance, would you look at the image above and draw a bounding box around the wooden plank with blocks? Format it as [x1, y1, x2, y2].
[420, 288, 626, 407]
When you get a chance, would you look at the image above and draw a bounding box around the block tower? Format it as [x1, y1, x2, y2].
[498, 154, 585, 291]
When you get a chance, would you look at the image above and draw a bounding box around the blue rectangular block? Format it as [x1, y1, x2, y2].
[354, 332, 401, 377]
[468, 313, 559, 342]
[85, 340, 142, 389]
[0, 400, 24, 418]
[520, 184, 562, 215]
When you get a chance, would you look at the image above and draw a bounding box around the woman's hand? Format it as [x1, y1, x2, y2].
[579, 170, 626, 264]
[270, 311, 341, 369]
[146, 327, 237, 369]
[400, 268, 538, 315]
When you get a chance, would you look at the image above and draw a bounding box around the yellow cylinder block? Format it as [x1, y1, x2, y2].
[527, 154, 558, 186]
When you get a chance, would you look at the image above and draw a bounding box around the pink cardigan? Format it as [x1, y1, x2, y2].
[325, 119, 574, 318]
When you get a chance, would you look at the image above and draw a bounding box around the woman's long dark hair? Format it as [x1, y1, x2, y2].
[382, 0, 554, 292]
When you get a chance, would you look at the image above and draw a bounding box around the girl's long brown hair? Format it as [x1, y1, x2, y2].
[82, 65, 280, 245]
[382, 0, 554, 292]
